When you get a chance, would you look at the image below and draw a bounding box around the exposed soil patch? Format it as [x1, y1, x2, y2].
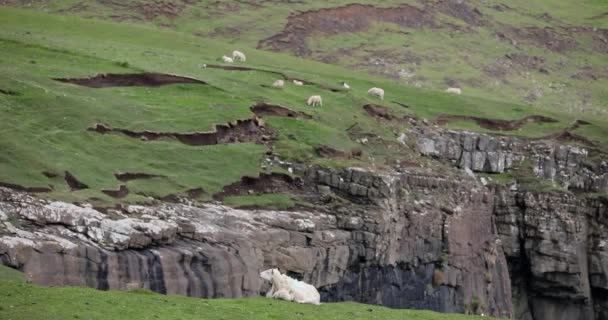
[213, 173, 300, 200]
[572, 67, 608, 81]
[64, 171, 89, 191]
[0, 182, 52, 193]
[0, 88, 18, 95]
[251, 103, 312, 119]
[41, 171, 58, 178]
[363, 104, 394, 120]
[257, 4, 436, 56]
[73, 0, 198, 22]
[436, 114, 558, 131]
[433, 0, 485, 26]
[89, 117, 269, 146]
[114, 172, 164, 182]
[315, 145, 362, 159]
[54, 73, 207, 88]
[102, 185, 129, 198]
[185, 187, 204, 198]
[497, 27, 578, 53]
[541, 131, 595, 147]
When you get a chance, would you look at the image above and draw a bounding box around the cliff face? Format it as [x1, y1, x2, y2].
[1, 128, 607, 320]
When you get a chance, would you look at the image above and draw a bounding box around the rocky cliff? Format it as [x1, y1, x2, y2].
[1, 127, 607, 320]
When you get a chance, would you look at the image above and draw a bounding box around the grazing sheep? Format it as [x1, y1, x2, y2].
[260, 269, 321, 305]
[367, 87, 384, 100]
[445, 87, 462, 95]
[232, 50, 246, 62]
[341, 82, 350, 89]
[199, 63, 207, 69]
[272, 80, 284, 88]
[292, 80, 304, 86]
[307, 95, 322, 107]
[222, 55, 234, 63]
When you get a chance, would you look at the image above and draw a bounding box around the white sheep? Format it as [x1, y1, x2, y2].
[199, 63, 207, 69]
[260, 269, 320, 305]
[292, 80, 304, 86]
[367, 87, 384, 100]
[307, 95, 322, 107]
[222, 55, 234, 63]
[341, 82, 350, 89]
[232, 50, 246, 62]
[445, 87, 462, 95]
[272, 80, 284, 88]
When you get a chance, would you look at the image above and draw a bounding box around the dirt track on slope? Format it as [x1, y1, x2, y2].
[55, 73, 207, 88]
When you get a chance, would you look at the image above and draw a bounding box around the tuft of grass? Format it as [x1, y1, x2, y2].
[223, 193, 296, 210]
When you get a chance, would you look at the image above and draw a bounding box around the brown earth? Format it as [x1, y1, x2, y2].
[257, 4, 436, 56]
[436, 114, 558, 131]
[88, 117, 268, 146]
[497, 27, 578, 53]
[0, 182, 52, 193]
[60, 0, 198, 22]
[250, 102, 312, 119]
[64, 171, 89, 191]
[212, 172, 300, 200]
[363, 104, 394, 120]
[41, 171, 58, 178]
[114, 172, 164, 182]
[572, 67, 608, 81]
[315, 145, 362, 159]
[54, 73, 207, 88]
[0, 88, 18, 95]
[102, 185, 129, 198]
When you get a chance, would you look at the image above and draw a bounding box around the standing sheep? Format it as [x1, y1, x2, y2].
[445, 87, 462, 95]
[232, 50, 246, 62]
[307, 95, 322, 107]
[341, 82, 350, 89]
[292, 80, 304, 86]
[368, 87, 384, 100]
[272, 80, 284, 88]
[222, 55, 234, 63]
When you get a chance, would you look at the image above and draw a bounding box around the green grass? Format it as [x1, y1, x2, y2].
[223, 193, 296, 210]
[0, 7, 605, 204]
[0, 266, 492, 320]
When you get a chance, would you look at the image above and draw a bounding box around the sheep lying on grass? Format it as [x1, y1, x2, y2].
[293, 80, 304, 86]
[222, 55, 234, 63]
[272, 80, 284, 88]
[341, 81, 350, 89]
[260, 268, 321, 305]
[445, 87, 462, 94]
[368, 87, 384, 100]
[232, 50, 246, 62]
[307, 95, 322, 107]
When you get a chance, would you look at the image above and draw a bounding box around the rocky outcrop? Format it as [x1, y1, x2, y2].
[416, 129, 608, 192]
[494, 190, 608, 320]
[0, 163, 512, 318]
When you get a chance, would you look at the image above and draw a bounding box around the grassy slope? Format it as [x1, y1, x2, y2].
[7, 0, 607, 118]
[0, 265, 491, 320]
[0, 7, 605, 205]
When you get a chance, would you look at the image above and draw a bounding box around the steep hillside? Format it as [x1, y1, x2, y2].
[0, 7, 606, 205]
[0, 5, 607, 320]
[3, 0, 607, 118]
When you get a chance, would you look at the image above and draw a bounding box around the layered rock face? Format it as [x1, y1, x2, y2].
[1, 128, 607, 320]
[0, 166, 512, 317]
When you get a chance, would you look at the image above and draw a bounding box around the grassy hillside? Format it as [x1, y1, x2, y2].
[0, 265, 491, 320]
[4, 0, 607, 117]
[0, 7, 605, 206]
